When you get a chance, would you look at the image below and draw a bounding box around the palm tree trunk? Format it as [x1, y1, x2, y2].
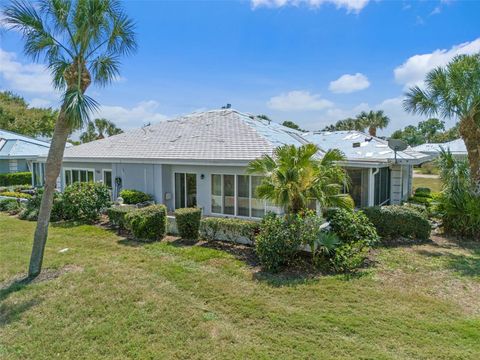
[459, 116, 480, 184]
[368, 126, 376, 137]
[28, 109, 70, 278]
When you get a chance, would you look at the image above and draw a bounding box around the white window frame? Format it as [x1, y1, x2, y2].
[63, 167, 95, 188]
[211, 174, 266, 219]
[102, 169, 113, 188]
[173, 172, 197, 209]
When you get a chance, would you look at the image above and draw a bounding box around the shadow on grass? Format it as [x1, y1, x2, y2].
[0, 276, 41, 327]
[51, 220, 87, 228]
[416, 249, 480, 277]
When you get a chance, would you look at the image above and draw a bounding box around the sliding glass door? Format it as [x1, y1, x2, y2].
[175, 173, 197, 209]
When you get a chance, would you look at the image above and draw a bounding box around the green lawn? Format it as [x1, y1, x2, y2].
[1, 214, 479, 359]
[413, 176, 443, 193]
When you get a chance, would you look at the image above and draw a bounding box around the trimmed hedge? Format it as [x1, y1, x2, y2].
[0, 191, 32, 199]
[200, 217, 260, 244]
[125, 205, 167, 241]
[363, 205, 431, 241]
[107, 206, 135, 229]
[175, 207, 202, 240]
[415, 187, 432, 197]
[119, 189, 153, 204]
[0, 172, 32, 186]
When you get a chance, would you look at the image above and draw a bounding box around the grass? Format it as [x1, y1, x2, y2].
[1, 214, 480, 359]
[413, 176, 443, 193]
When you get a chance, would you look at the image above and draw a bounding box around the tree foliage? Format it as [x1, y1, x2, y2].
[281, 120, 304, 132]
[404, 54, 480, 182]
[391, 119, 459, 146]
[246, 143, 353, 213]
[0, 91, 57, 137]
[323, 110, 390, 137]
[80, 118, 123, 143]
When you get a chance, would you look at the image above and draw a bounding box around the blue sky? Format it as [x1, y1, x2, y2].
[1, 0, 479, 135]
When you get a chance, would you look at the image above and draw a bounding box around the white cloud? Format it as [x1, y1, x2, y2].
[394, 38, 480, 89]
[267, 90, 333, 111]
[0, 48, 54, 94]
[251, 0, 370, 13]
[328, 73, 370, 93]
[97, 100, 168, 128]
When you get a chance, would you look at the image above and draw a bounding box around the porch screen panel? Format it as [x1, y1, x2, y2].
[237, 175, 249, 216]
[211, 174, 222, 213]
[251, 176, 265, 218]
[374, 167, 390, 205]
[346, 169, 362, 208]
[223, 175, 235, 215]
[175, 173, 185, 209]
[186, 173, 197, 207]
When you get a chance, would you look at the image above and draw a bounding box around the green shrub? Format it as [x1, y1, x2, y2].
[409, 195, 432, 206]
[62, 182, 111, 223]
[19, 190, 64, 222]
[0, 191, 32, 199]
[414, 187, 432, 197]
[125, 205, 167, 241]
[0, 198, 19, 211]
[175, 207, 202, 240]
[325, 208, 379, 246]
[0, 198, 25, 215]
[363, 205, 431, 241]
[330, 241, 370, 273]
[0, 172, 32, 186]
[119, 189, 153, 204]
[255, 213, 304, 272]
[107, 206, 135, 229]
[199, 217, 260, 244]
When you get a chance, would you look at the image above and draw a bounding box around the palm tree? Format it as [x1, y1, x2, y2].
[404, 54, 480, 184]
[3, 0, 136, 277]
[80, 118, 123, 143]
[323, 117, 365, 132]
[357, 110, 390, 137]
[246, 143, 353, 214]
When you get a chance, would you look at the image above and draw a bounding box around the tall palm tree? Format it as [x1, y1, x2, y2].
[404, 54, 480, 184]
[80, 118, 123, 143]
[3, 0, 136, 277]
[246, 143, 353, 214]
[357, 110, 390, 137]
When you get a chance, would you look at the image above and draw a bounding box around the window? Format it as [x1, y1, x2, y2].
[33, 162, 45, 187]
[103, 170, 113, 189]
[211, 174, 266, 218]
[175, 173, 197, 208]
[64, 169, 95, 187]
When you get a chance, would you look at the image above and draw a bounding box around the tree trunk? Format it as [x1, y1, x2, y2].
[459, 116, 480, 184]
[368, 126, 376, 137]
[28, 110, 70, 278]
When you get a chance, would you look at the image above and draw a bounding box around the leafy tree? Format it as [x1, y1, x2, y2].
[391, 121, 458, 146]
[257, 114, 271, 121]
[356, 110, 390, 137]
[404, 54, 480, 183]
[3, 0, 136, 277]
[281, 120, 304, 132]
[430, 124, 459, 143]
[0, 91, 57, 137]
[391, 125, 425, 146]
[80, 118, 123, 143]
[246, 143, 353, 214]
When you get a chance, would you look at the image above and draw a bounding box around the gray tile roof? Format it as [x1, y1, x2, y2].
[412, 138, 466, 155]
[303, 130, 430, 163]
[63, 109, 310, 162]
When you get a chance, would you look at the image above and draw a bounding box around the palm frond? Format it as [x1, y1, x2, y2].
[62, 88, 99, 130]
[90, 53, 120, 86]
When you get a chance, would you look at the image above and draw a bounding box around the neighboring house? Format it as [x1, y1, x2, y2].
[34, 109, 430, 217]
[412, 138, 467, 159]
[0, 129, 51, 186]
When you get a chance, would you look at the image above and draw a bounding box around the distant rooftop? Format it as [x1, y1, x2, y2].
[303, 130, 429, 164]
[412, 138, 467, 155]
[0, 129, 51, 159]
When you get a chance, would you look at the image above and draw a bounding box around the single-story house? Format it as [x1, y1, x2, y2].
[34, 109, 430, 217]
[412, 138, 467, 159]
[0, 129, 51, 185]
